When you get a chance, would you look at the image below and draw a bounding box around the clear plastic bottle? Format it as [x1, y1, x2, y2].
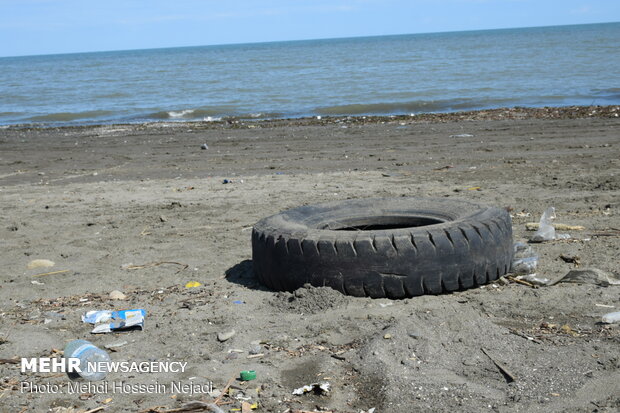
[64, 339, 111, 381]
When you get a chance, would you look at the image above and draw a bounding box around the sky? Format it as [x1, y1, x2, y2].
[1, 0, 619, 57]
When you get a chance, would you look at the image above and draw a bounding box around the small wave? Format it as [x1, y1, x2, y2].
[147, 108, 222, 120]
[168, 109, 195, 118]
[203, 116, 222, 122]
[27, 110, 115, 122]
[144, 108, 284, 121]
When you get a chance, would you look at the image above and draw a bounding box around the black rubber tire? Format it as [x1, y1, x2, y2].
[252, 197, 513, 298]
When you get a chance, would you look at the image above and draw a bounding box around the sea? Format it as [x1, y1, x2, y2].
[1, 22, 619, 126]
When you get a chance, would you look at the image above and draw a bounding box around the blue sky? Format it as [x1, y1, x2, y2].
[1, 0, 619, 57]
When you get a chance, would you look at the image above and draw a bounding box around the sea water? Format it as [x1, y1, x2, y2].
[0, 22, 619, 126]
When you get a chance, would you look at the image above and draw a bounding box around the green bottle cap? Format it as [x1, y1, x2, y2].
[240, 370, 257, 381]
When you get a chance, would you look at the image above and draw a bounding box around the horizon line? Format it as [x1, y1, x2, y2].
[2, 20, 618, 59]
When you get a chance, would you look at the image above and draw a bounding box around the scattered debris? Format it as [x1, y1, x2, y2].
[601, 311, 620, 324]
[109, 290, 127, 300]
[82, 309, 146, 333]
[549, 268, 620, 287]
[185, 281, 202, 288]
[150, 401, 225, 413]
[27, 259, 55, 269]
[292, 382, 331, 396]
[449, 133, 474, 138]
[201, 143, 209, 150]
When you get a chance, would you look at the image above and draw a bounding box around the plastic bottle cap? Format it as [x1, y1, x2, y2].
[240, 370, 256, 381]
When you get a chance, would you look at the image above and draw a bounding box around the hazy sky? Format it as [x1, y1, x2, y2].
[1, 0, 619, 57]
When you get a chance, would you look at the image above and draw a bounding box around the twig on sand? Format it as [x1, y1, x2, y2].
[481, 347, 516, 383]
[214, 376, 236, 405]
[141, 402, 224, 413]
[174, 402, 224, 413]
[0, 358, 20, 364]
[591, 230, 620, 237]
[525, 222, 585, 231]
[123, 261, 188, 274]
[508, 329, 542, 344]
[506, 276, 536, 288]
[83, 407, 107, 413]
[32, 269, 70, 277]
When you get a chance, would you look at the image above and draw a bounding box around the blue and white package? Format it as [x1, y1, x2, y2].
[82, 309, 146, 333]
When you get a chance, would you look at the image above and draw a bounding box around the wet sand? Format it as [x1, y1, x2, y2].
[1, 106, 619, 412]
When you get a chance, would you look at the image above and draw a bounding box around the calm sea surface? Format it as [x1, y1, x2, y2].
[1, 23, 619, 126]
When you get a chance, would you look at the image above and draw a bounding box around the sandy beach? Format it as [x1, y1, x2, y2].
[1, 106, 619, 412]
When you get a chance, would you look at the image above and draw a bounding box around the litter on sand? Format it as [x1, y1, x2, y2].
[549, 268, 620, 287]
[601, 311, 620, 324]
[292, 382, 331, 396]
[82, 309, 146, 333]
[529, 207, 573, 242]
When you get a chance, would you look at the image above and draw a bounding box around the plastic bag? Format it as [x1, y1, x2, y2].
[531, 207, 556, 242]
[512, 241, 538, 274]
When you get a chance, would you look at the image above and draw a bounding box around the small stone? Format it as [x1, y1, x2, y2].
[201, 143, 209, 150]
[109, 290, 127, 300]
[27, 259, 55, 269]
[159, 215, 168, 222]
[383, 333, 392, 340]
[249, 344, 262, 355]
[104, 341, 128, 350]
[217, 330, 236, 342]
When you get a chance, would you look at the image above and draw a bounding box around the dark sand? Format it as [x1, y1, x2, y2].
[1, 106, 619, 412]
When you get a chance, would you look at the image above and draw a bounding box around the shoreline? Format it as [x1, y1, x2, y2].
[2, 104, 619, 131]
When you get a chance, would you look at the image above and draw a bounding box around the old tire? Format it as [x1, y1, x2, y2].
[252, 197, 513, 298]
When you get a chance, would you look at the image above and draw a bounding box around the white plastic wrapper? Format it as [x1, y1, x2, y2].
[82, 309, 146, 333]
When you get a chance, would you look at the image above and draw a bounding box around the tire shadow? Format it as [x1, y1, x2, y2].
[225, 259, 272, 291]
